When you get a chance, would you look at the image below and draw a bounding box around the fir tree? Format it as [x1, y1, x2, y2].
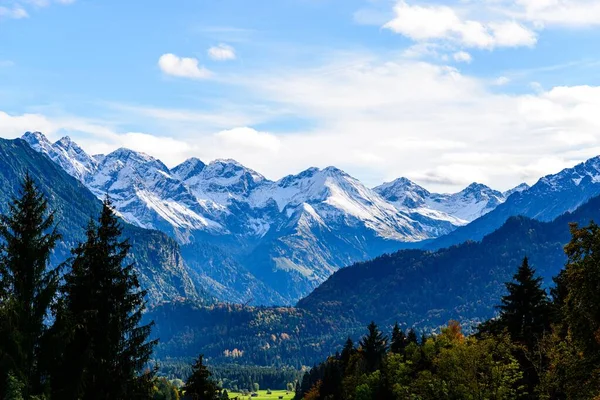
[359, 321, 388, 372]
[0, 174, 60, 398]
[340, 337, 356, 369]
[183, 355, 220, 400]
[497, 257, 551, 347]
[406, 329, 418, 345]
[52, 198, 157, 399]
[390, 322, 407, 354]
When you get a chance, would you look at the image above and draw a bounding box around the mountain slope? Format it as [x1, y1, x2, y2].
[0, 137, 205, 305]
[22, 131, 521, 304]
[427, 156, 600, 250]
[375, 178, 509, 226]
[298, 195, 600, 329]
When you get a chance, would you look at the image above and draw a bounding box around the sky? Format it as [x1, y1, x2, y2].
[2, 0, 600, 192]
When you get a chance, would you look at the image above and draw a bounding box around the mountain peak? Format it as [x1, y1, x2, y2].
[504, 183, 530, 198]
[107, 147, 155, 164]
[463, 182, 493, 193]
[55, 135, 73, 145]
[171, 157, 206, 181]
[22, 131, 52, 148]
[374, 177, 430, 209]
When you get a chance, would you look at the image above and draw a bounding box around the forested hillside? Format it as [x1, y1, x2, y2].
[0, 138, 206, 305]
[297, 195, 600, 328]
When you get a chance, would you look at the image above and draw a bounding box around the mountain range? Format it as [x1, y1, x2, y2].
[147, 192, 600, 369]
[18, 131, 600, 307]
[22, 131, 518, 304]
[0, 137, 205, 306]
[7, 130, 600, 370]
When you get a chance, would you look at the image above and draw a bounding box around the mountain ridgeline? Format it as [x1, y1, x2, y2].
[0, 137, 205, 305]
[298, 194, 600, 329]
[144, 194, 600, 370]
[426, 156, 600, 250]
[22, 131, 519, 304]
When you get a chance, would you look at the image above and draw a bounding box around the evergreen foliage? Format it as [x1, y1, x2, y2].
[292, 219, 600, 399]
[0, 174, 61, 398]
[358, 322, 388, 372]
[183, 355, 220, 400]
[497, 257, 551, 346]
[390, 323, 407, 355]
[51, 197, 157, 399]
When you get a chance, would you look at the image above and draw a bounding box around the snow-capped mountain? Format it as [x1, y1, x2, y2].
[428, 156, 600, 250]
[374, 178, 509, 226]
[22, 132, 511, 304]
[22, 132, 98, 181]
[87, 148, 224, 237]
[504, 183, 530, 198]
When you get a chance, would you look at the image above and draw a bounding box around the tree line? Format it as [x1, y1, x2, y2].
[0, 175, 225, 400]
[295, 223, 600, 399]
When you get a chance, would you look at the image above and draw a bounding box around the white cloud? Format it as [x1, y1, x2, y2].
[228, 55, 600, 191]
[493, 76, 511, 85]
[383, 1, 537, 49]
[0, 0, 74, 19]
[216, 127, 280, 152]
[453, 51, 472, 63]
[158, 53, 212, 79]
[513, 0, 600, 27]
[208, 44, 236, 61]
[0, 6, 28, 19]
[6, 53, 600, 192]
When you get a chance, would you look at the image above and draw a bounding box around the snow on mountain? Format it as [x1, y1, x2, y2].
[87, 148, 224, 234]
[427, 156, 600, 251]
[504, 183, 530, 198]
[252, 166, 428, 241]
[21, 131, 512, 304]
[22, 132, 98, 181]
[425, 183, 506, 223]
[174, 158, 268, 207]
[375, 178, 507, 226]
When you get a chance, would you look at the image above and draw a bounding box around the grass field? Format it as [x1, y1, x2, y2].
[229, 389, 295, 399]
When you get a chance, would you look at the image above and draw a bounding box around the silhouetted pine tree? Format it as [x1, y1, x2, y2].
[52, 198, 156, 399]
[0, 174, 60, 398]
[359, 321, 388, 372]
[498, 257, 551, 346]
[340, 337, 355, 369]
[390, 322, 407, 355]
[406, 329, 418, 345]
[183, 355, 220, 400]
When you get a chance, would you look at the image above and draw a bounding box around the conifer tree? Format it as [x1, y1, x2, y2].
[390, 323, 407, 354]
[0, 174, 60, 398]
[359, 321, 388, 372]
[183, 354, 220, 400]
[52, 198, 157, 399]
[406, 329, 418, 345]
[340, 337, 355, 368]
[497, 257, 551, 347]
[555, 222, 600, 397]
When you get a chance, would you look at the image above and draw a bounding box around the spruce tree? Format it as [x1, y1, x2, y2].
[340, 337, 355, 369]
[359, 321, 388, 372]
[0, 174, 60, 398]
[52, 198, 157, 399]
[390, 322, 407, 354]
[406, 329, 418, 345]
[556, 222, 600, 397]
[390, 322, 406, 354]
[183, 355, 220, 400]
[497, 257, 551, 347]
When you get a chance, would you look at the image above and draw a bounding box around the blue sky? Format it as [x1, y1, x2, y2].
[2, 0, 600, 192]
